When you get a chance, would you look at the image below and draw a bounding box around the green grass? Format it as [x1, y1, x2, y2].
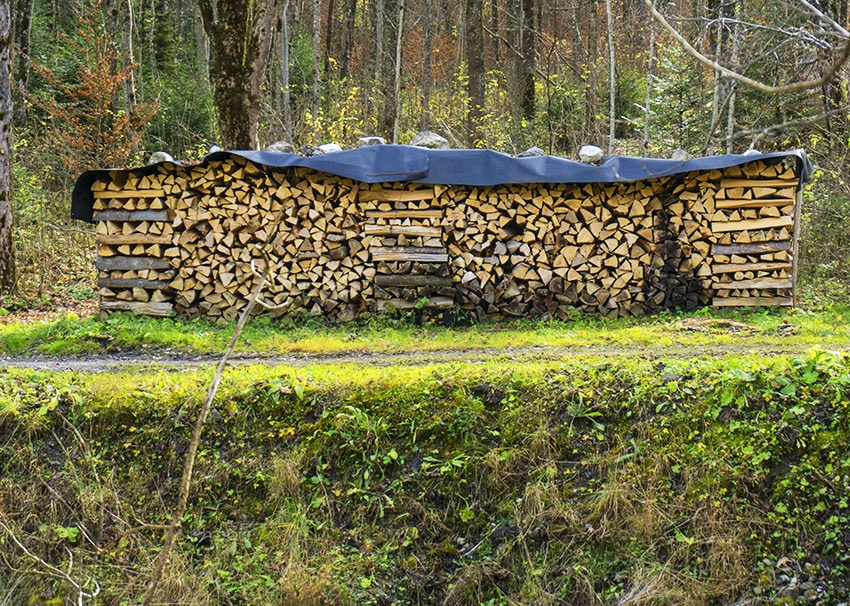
[2, 351, 850, 604]
[2, 303, 850, 357]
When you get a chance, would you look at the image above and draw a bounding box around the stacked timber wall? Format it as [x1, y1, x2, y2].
[89, 154, 802, 321]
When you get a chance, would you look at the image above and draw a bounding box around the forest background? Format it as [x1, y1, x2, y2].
[3, 0, 850, 310]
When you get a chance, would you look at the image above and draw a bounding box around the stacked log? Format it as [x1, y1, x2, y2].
[706, 160, 798, 306]
[438, 180, 667, 319]
[91, 173, 175, 316]
[167, 160, 371, 322]
[88, 154, 802, 321]
[360, 185, 454, 314]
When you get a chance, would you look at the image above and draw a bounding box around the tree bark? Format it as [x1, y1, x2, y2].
[281, 0, 293, 141]
[466, 0, 485, 145]
[199, 0, 280, 149]
[391, 0, 404, 142]
[520, 0, 534, 120]
[419, 0, 433, 129]
[311, 0, 322, 120]
[0, 0, 14, 293]
[643, 0, 655, 151]
[12, 0, 32, 128]
[583, 0, 598, 140]
[193, 4, 209, 78]
[339, 0, 356, 78]
[605, 0, 615, 153]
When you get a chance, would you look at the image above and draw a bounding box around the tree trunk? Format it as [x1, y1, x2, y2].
[0, 0, 14, 293]
[311, 0, 322, 120]
[339, 0, 356, 78]
[643, 0, 655, 152]
[520, 0, 534, 120]
[193, 4, 209, 78]
[419, 0, 433, 129]
[466, 0, 485, 146]
[12, 0, 32, 128]
[606, 0, 615, 153]
[391, 0, 404, 143]
[104, 0, 137, 111]
[199, 0, 280, 149]
[281, 0, 293, 141]
[583, 0, 598, 141]
[378, 0, 395, 140]
[725, 0, 739, 152]
[489, 0, 499, 62]
[323, 0, 335, 78]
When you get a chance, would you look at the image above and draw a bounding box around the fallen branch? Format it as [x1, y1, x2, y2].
[0, 519, 100, 606]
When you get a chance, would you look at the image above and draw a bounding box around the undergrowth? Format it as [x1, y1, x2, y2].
[1, 352, 850, 604]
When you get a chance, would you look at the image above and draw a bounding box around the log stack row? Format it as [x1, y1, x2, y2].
[91, 175, 175, 316]
[88, 155, 802, 320]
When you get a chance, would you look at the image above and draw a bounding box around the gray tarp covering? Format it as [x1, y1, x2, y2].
[72, 145, 811, 223]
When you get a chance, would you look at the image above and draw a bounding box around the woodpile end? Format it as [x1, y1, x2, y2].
[88, 153, 803, 321]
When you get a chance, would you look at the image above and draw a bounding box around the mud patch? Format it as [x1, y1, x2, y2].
[671, 317, 757, 334]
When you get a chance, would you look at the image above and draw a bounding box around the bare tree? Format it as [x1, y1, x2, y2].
[643, 0, 850, 95]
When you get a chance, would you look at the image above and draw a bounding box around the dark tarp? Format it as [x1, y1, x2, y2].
[72, 145, 812, 223]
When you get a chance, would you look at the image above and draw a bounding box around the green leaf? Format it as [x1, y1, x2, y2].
[675, 530, 694, 544]
[780, 383, 796, 396]
[801, 370, 820, 385]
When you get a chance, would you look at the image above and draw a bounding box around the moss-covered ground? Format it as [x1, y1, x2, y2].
[0, 305, 849, 358]
[2, 345, 850, 604]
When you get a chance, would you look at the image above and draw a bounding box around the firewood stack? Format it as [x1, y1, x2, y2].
[87, 153, 802, 321]
[92, 173, 175, 316]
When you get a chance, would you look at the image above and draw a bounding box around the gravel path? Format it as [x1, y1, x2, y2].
[0, 343, 829, 373]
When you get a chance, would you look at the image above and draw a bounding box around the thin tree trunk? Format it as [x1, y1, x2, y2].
[583, 0, 598, 140]
[520, 0, 534, 120]
[373, 0, 383, 83]
[605, 0, 615, 153]
[726, 0, 740, 152]
[311, 0, 322, 121]
[193, 4, 209, 77]
[489, 0, 499, 61]
[0, 0, 14, 293]
[12, 0, 33, 128]
[466, 0, 485, 146]
[391, 0, 404, 143]
[323, 0, 335, 78]
[710, 4, 723, 134]
[339, 0, 356, 78]
[282, 0, 293, 141]
[643, 0, 655, 151]
[123, 0, 137, 111]
[419, 0, 434, 129]
[508, 0, 522, 129]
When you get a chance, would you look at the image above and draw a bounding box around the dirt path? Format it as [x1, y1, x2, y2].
[0, 342, 829, 373]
